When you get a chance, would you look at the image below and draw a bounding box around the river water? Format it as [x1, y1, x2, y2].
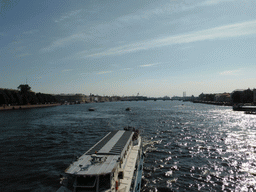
[1, 101, 256, 192]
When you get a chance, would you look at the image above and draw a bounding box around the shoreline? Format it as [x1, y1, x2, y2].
[192, 100, 232, 106]
[0, 103, 61, 111]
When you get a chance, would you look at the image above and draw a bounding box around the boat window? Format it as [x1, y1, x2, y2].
[66, 175, 76, 189]
[76, 175, 96, 187]
[118, 171, 124, 179]
[99, 174, 111, 191]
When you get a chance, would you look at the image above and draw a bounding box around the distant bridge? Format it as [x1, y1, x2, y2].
[121, 97, 173, 101]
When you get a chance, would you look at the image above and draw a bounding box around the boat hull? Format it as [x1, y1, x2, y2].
[57, 128, 143, 192]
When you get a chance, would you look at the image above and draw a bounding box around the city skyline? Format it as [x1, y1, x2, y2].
[1, 0, 256, 97]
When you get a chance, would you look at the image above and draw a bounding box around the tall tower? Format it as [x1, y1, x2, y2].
[183, 91, 186, 98]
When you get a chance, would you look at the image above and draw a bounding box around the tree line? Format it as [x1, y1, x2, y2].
[198, 88, 255, 104]
[231, 89, 254, 104]
[0, 84, 58, 106]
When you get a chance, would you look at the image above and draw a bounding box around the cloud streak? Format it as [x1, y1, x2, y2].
[201, 0, 235, 6]
[23, 29, 39, 35]
[139, 63, 160, 67]
[17, 53, 31, 58]
[97, 71, 112, 75]
[61, 69, 73, 73]
[121, 68, 132, 71]
[55, 9, 82, 23]
[219, 69, 241, 75]
[83, 20, 256, 58]
[117, 0, 233, 23]
[40, 32, 89, 53]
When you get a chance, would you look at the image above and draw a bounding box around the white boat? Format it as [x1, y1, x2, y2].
[57, 127, 144, 192]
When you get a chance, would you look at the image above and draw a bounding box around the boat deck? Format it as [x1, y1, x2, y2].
[119, 137, 141, 191]
[66, 130, 134, 175]
[86, 130, 133, 155]
[58, 130, 143, 192]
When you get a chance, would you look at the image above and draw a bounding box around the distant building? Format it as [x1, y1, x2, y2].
[171, 96, 183, 100]
[121, 96, 147, 101]
[55, 94, 86, 103]
[231, 89, 245, 103]
[215, 93, 231, 102]
[109, 96, 121, 102]
[231, 89, 254, 104]
[182, 95, 195, 101]
[85, 95, 90, 102]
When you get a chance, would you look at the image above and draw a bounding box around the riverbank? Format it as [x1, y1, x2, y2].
[192, 100, 232, 106]
[0, 103, 61, 111]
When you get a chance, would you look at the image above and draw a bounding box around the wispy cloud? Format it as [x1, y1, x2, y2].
[201, 0, 235, 6]
[125, 0, 237, 19]
[117, 0, 219, 22]
[83, 20, 256, 58]
[219, 69, 241, 75]
[40, 32, 89, 53]
[121, 68, 132, 71]
[55, 9, 82, 23]
[61, 69, 73, 73]
[97, 71, 112, 75]
[41, 1, 240, 55]
[17, 53, 31, 58]
[139, 63, 160, 67]
[116, 5, 168, 23]
[23, 29, 39, 35]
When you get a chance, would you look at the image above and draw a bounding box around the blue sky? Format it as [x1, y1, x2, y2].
[1, 0, 256, 97]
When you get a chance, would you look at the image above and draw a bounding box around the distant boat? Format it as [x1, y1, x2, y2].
[126, 107, 131, 111]
[57, 127, 144, 192]
[233, 104, 256, 111]
[245, 111, 256, 115]
[88, 108, 95, 111]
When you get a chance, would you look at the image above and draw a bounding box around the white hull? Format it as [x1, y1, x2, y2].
[57, 128, 143, 192]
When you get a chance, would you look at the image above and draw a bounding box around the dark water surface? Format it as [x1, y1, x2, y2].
[1, 101, 256, 191]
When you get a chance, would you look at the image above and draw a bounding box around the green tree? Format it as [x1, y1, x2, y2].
[4, 89, 16, 105]
[13, 91, 22, 105]
[17, 84, 32, 105]
[30, 92, 39, 104]
[0, 89, 9, 105]
[36, 93, 44, 104]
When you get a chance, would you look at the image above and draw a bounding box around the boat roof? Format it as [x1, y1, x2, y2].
[65, 130, 134, 175]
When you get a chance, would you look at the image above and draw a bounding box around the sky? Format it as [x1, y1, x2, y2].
[1, 0, 256, 97]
